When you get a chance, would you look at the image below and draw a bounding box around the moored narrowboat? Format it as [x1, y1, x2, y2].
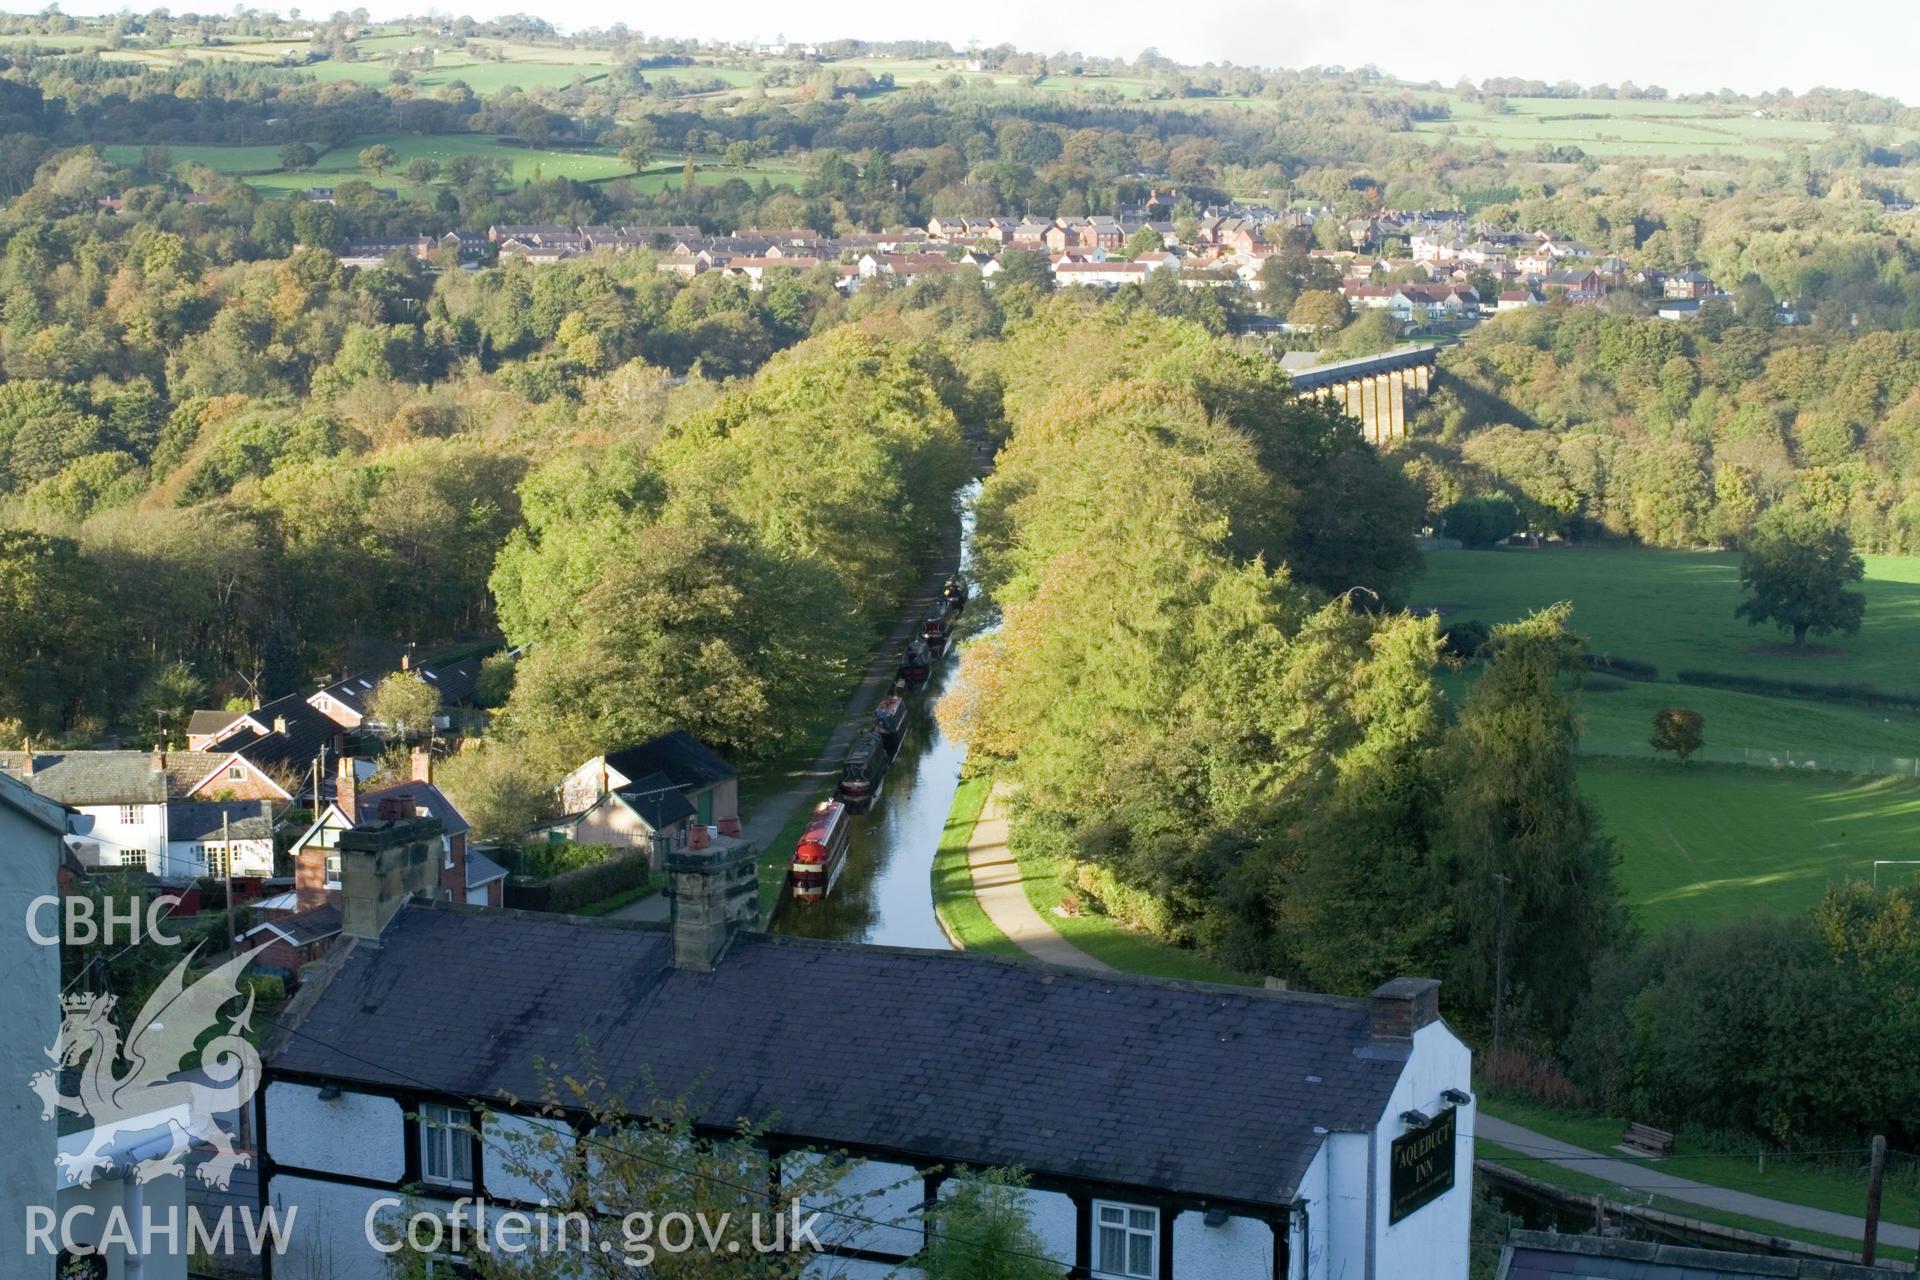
[923, 601, 955, 651]
[899, 639, 933, 688]
[788, 800, 850, 904]
[836, 728, 891, 812]
[942, 575, 969, 611]
[873, 694, 908, 745]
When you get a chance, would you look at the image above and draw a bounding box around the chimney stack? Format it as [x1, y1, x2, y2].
[20, 738, 32, 777]
[666, 841, 758, 971]
[337, 756, 360, 823]
[1369, 977, 1442, 1046]
[150, 748, 167, 772]
[338, 818, 443, 942]
[400, 651, 411, 671]
[410, 748, 433, 785]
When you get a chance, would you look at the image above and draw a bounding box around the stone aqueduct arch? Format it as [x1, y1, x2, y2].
[1284, 345, 1439, 446]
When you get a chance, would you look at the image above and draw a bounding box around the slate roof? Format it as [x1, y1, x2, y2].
[614, 771, 696, 829]
[1498, 1231, 1889, 1279]
[215, 692, 340, 775]
[355, 780, 470, 838]
[604, 731, 737, 793]
[0, 770, 68, 835]
[244, 903, 342, 948]
[0, 750, 240, 805]
[271, 903, 1410, 1208]
[187, 710, 244, 739]
[465, 850, 507, 889]
[168, 800, 274, 843]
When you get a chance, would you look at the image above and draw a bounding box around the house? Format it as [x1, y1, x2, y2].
[186, 708, 245, 750]
[1053, 260, 1157, 288]
[1664, 270, 1718, 300]
[259, 846, 1475, 1279]
[1497, 1230, 1889, 1280]
[0, 749, 289, 872]
[1, 771, 192, 1280]
[287, 751, 494, 910]
[1496, 288, 1543, 312]
[199, 688, 351, 788]
[308, 652, 487, 733]
[1, 771, 64, 1280]
[163, 799, 275, 880]
[557, 731, 739, 834]
[530, 769, 695, 866]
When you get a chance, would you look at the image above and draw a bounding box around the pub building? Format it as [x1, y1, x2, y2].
[259, 842, 1476, 1279]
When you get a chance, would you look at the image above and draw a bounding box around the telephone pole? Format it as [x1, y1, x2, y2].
[1862, 1133, 1887, 1266]
[1490, 872, 1511, 1090]
[222, 810, 236, 958]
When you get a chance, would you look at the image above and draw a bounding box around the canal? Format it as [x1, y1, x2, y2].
[769, 485, 984, 950]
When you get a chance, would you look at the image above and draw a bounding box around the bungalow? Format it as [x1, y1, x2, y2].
[1053, 260, 1157, 288]
[557, 731, 739, 834]
[260, 845, 1475, 1280]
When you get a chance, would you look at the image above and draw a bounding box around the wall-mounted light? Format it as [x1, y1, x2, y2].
[1442, 1088, 1472, 1106]
[1203, 1208, 1230, 1228]
[1399, 1109, 1431, 1128]
[317, 1083, 341, 1101]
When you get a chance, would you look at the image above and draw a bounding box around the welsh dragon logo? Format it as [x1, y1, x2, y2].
[31, 944, 267, 1190]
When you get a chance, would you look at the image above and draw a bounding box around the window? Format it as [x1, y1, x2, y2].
[420, 1103, 473, 1186]
[228, 765, 245, 781]
[442, 835, 453, 871]
[325, 851, 341, 886]
[1094, 1202, 1158, 1279]
[205, 845, 230, 878]
[120, 805, 140, 825]
[119, 848, 147, 872]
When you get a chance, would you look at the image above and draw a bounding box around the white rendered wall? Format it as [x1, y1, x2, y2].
[936, 1178, 1075, 1270]
[1370, 1020, 1475, 1280]
[1, 804, 58, 1280]
[480, 1112, 571, 1203]
[783, 1154, 925, 1258]
[266, 1082, 406, 1182]
[1173, 1209, 1275, 1278]
[270, 1174, 393, 1280]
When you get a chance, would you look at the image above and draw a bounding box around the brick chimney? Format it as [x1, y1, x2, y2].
[338, 817, 443, 943]
[410, 748, 433, 784]
[1370, 977, 1442, 1045]
[273, 715, 289, 736]
[150, 748, 167, 772]
[336, 756, 359, 823]
[666, 841, 757, 971]
[20, 738, 32, 777]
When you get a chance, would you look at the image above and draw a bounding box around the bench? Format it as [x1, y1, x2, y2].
[1621, 1122, 1675, 1157]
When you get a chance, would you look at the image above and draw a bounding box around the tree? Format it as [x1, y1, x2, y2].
[1287, 289, 1348, 330]
[434, 742, 553, 845]
[1431, 604, 1623, 1034]
[919, 1168, 1064, 1280]
[1734, 509, 1865, 648]
[131, 660, 206, 748]
[405, 156, 440, 184]
[358, 142, 397, 176]
[367, 670, 441, 742]
[279, 141, 317, 172]
[1649, 708, 1704, 765]
[1441, 494, 1518, 548]
[1123, 226, 1164, 258]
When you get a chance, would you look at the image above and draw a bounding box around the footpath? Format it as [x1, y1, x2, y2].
[1479, 1114, 1918, 1252]
[962, 784, 1111, 972]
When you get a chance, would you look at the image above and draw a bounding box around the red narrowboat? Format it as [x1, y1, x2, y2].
[923, 601, 955, 650]
[788, 800, 851, 904]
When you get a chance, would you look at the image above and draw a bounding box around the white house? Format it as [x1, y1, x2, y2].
[0, 750, 289, 873]
[162, 800, 276, 879]
[557, 731, 740, 833]
[261, 844, 1474, 1280]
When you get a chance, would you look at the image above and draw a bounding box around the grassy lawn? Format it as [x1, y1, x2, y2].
[928, 773, 1023, 956]
[1008, 826, 1258, 986]
[1482, 1096, 1919, 1230]
[1580, 757, 1920, 927]
[1476, 1140, 1914, 1263]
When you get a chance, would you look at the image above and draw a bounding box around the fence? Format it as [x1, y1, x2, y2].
[1581, 737, 1920, 778]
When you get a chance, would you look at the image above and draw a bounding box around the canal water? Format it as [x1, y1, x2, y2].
[770, 486, 984, 950]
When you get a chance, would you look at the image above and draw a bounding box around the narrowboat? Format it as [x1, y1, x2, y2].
[788, 800, 850, 904]
[873, 694, 908, 746]
[923, 601, 955, 651]
[836, 728, 891, 812]
[942, 575, 969, 611]
[899, 638, 933, 688]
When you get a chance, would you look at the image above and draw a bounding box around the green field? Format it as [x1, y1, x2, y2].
[1418, 545, 1920, 760]
[1584, 758, 1920, 927]
[103, 134, 805, 198]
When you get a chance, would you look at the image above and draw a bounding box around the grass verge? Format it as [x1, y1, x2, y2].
[1007, 826, 1257, 985]
[928, 773, 1023, 957]
[572, 873, 665, 917]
